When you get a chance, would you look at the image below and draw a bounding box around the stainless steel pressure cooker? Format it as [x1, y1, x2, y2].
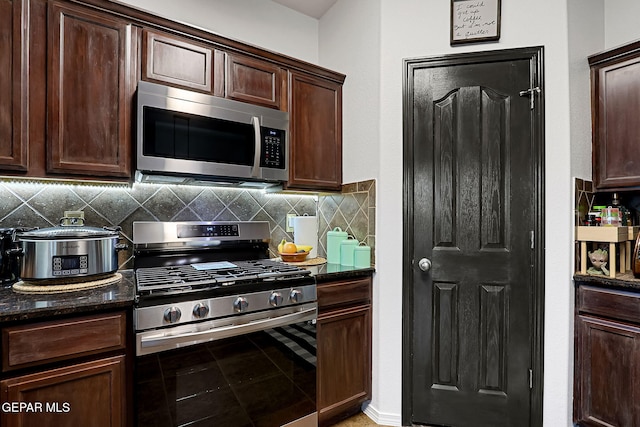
[15, 219, 127, 281]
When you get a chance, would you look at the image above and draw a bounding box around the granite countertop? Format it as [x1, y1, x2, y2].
[574, 271, 640, 292]
[305, 262, 375, 282]
[0, 263, 373, 325]
[0, 270, 136, 324]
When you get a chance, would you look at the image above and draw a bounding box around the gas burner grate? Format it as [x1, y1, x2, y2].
[135, 259, 311, 295]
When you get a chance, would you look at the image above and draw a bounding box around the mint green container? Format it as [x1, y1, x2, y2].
[354, 243, 371, 268]
[340, 238, 358, 266]
[326, 227, 347, 264]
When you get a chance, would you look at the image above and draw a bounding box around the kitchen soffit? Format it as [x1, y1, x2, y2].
[271, 0, 338, 19]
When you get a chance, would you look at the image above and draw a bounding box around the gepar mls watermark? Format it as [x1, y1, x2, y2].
[2, 401, 71, 413]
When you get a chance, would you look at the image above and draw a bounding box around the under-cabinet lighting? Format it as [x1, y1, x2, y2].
[0, 176, 130, 190]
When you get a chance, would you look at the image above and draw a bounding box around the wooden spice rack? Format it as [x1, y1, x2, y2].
[576, 226, 640, 278]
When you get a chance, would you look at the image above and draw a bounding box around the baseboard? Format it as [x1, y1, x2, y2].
[361, 401, 403, 426]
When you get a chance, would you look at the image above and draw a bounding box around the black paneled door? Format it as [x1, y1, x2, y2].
[403, 47, 544, 427]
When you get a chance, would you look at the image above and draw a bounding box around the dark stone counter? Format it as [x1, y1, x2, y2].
[306, 263, 375, 282]
[0, 270, 136, 324]
[0, 264, 373, 325]
[574, 272, 640, 292]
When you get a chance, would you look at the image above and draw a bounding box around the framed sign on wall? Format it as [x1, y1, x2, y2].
[450, 0, 501, 45]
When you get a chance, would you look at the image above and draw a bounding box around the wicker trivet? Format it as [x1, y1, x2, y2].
[13, 272, 122, 294]
[279, 257, 327, 266]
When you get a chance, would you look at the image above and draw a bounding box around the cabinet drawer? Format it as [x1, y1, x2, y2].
[577, 285, 640, 324]
[2, 311, 127, 372]
[318, 277, 371, 311]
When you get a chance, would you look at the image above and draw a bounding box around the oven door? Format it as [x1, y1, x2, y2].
[135, 305, 317, 427]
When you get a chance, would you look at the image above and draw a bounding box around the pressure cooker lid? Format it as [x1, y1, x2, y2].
[17, 218, 120, 240]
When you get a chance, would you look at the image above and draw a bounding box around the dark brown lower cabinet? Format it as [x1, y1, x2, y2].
[1, 356, 125, 427]
[0, 310, 130, 426]
[317, 276, 372, 426]
[574, 282, 640, 426]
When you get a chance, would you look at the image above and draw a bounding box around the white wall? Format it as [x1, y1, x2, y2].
[605, 0, 640, 48]
[568, 0, 603, 181]
[117, 0, 319, 64]
[319, 0, 380, 186]
[323, 0, 575, 425]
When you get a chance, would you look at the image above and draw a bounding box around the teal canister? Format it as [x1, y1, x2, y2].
[326, 227, 348, 264]
[340, 237, 358, 266]
[354, 243, 371, 268]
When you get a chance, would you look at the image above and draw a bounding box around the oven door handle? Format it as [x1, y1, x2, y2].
[139, 307, 316, 352]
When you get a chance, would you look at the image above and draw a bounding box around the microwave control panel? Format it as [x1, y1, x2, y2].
[260, 127, 286, 169]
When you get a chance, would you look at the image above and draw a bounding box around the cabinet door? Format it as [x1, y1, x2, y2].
[590, 47, 640, 189]
[288, 71, 342, 191]
[0, 0, 28, 171]
[317, 304, 371, 426]
[0, 355, 125, 427]
[47, 2, 136, 178]
[574, 314, 640, 426]
[226, 52, 285, 109]
[142, 29, 218, 93]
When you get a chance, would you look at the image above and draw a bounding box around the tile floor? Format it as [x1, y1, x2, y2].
[332, 412, 391, 426]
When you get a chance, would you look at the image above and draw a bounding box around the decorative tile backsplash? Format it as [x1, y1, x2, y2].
[0, 178, 376, 268]
[317, 179, 376, 265]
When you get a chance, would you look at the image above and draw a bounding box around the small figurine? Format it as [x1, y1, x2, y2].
[587, 249, 609, 276]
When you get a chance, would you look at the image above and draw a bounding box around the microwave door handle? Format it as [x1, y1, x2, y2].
[250, 116, 261, 178]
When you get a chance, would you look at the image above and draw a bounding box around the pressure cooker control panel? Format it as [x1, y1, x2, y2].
[52, 254, 88, 276]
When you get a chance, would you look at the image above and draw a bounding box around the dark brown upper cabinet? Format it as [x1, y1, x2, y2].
[288, 71, 343, 191]
[0, 0, 28, 171]
[142, 29, 221, 94]
[0, 0, 346, 190]
[589, 40, 640, 190]
[225, 52, 286, 110]
[46, 1, 137, 178]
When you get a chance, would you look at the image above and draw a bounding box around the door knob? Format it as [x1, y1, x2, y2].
[418, 258, 432, 272]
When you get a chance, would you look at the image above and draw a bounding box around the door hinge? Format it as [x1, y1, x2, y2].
[530, 230, 534, 250]
[519, 86, 541, 110]
[529, 369, 533, 389]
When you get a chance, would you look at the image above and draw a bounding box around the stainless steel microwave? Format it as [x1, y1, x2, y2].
[135, 81, 289, 188]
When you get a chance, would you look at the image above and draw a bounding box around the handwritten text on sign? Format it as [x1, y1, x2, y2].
[452, 0, 499, 41]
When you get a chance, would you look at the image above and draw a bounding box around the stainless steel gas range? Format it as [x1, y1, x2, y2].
[133, 221, 317, 427]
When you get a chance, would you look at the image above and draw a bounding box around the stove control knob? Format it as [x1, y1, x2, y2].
[163, 307, 182, 323]
[290, 289, 303, 303]
[233, 297, 249, 312]
[269, 292, 284, 307]
[192, 303, 210, 318]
